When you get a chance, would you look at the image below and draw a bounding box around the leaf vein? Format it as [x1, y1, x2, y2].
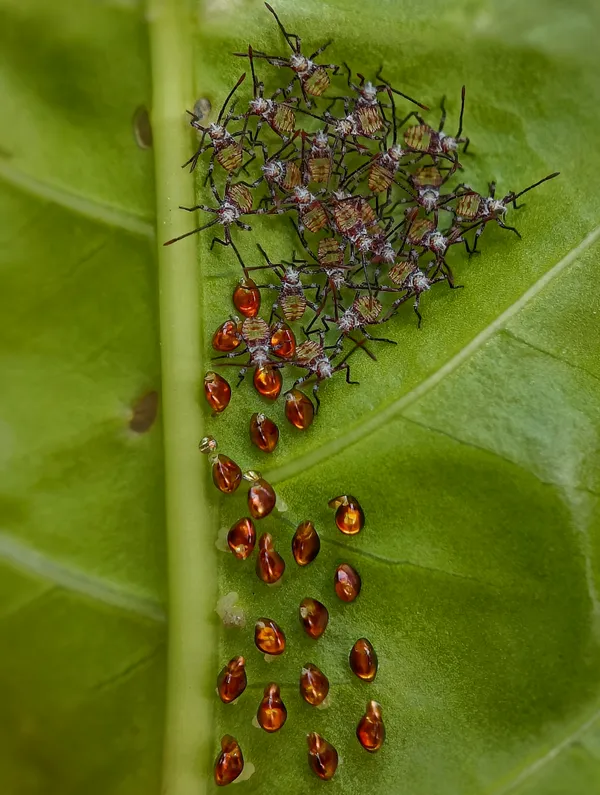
[94, 643, 165, 691]
[0, 531, 166, 623]
[0, 159, 155, 238]
[491, 706, 600, 794]
[401, 415, 600, 499]
[321, 535, 489, 585]
[502, 328, 600, 385]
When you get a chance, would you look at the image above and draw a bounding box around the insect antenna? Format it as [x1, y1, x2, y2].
[386, 205, 418, 242]
[375, 67, 429, 110]
[268, 132, 300, 162]
[228, 236, 248, 271]
[248, 46, 259, 97]
[265, 2, 299, 53]
[338, 336, 376, 363]
[244, 243, 286, 276]
[289, 219, 319, 263]
[163, 217, 219, 246]
[388, 85, 398, 146]
[510, 171, 560, 201]
[456, 85, 466, 138]
[293, 105, 328, 124]
[217, 73, 247, 123]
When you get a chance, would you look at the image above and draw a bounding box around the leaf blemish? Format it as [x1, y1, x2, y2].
[215, 525, 230, 552]
[129, 390, 159, 433]
[132, 105, 153, 149]
[216, 591, 246, 628]
[193, 97, 212, 122]
[233, 761, 255, 783]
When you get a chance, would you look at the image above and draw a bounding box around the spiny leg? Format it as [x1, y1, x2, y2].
[498, 220, 522, 238]
[310, 40, 332, 59]
[362, 329, 397, 345]
[341, 362, 359, 385]
[311, 381, 321, 413]
[414, 294, 423, 328]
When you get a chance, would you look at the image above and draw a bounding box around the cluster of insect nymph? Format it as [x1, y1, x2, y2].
[166, 4, 559, 785]
[167, 3, 559, 436]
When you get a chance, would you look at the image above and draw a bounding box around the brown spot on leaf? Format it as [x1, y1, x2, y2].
[133, 106, 153, 149]
[130, 391, 159, 433]
[193, 97, 212, 121]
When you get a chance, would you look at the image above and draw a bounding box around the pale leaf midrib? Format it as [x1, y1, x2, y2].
[266, 223, 600, 485]
[147, 2, 216, 795]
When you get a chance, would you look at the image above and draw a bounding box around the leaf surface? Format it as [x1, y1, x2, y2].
[1, 0, 600, 794]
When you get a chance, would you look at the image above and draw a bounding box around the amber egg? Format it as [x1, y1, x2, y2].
[233, 277, 261, 318]
[214, 734, 244, 786]
[217, 656, 247, 703]
[307, 732, 338, 781]
[212, 319, 241, 352]
[349, 638, 378, 682]
[256, 533, 285, 584]
[299, 597, 329, 639]
[257, 683, 287, 732]
[334, 563, 361, 602]
[271, 323, 296, 359]
[292, 520, 320, 566]
[299, 663, 329, 706]
[204, 371, 231, 414]
[212, 455, 242, 494]
[227, 517, 256, 559]
[328, 494, 365, 535]
[357, 700, 385, 752]
[284, 389, 314, 430]
[250, 413, 279, 453]
[248, 477, 276, 519]
[255, 618, 286, 655]
[253, 365, 283, 400]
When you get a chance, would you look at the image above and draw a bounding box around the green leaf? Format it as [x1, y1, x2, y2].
[1, 0, 599, 794]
